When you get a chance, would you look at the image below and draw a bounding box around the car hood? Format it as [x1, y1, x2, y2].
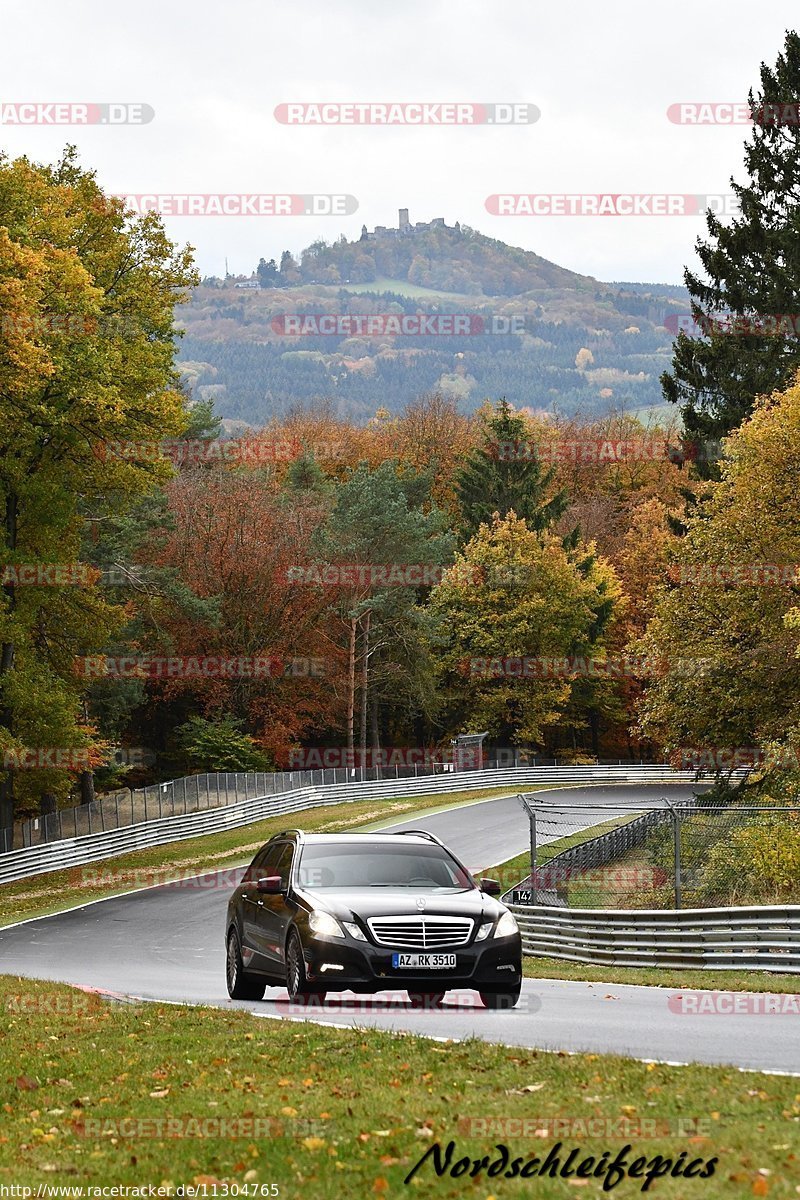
[296, 887, 504, 923]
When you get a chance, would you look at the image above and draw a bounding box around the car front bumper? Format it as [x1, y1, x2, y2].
[301, 933, 523, 993]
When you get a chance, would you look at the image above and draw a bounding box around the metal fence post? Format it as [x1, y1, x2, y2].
[518, 794, 538, 905]
[667, 800, 682, 910]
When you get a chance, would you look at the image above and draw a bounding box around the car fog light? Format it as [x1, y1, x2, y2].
[320, 963, 344, 972]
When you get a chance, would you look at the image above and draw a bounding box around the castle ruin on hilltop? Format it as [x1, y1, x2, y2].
[360, 209, 459, 241]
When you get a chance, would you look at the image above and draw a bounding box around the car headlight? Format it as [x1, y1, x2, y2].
[343, 920, 367, 941]
[493, 911, 519, 939]
[475, 921, 493, 942]
[308, 910, 345, 939]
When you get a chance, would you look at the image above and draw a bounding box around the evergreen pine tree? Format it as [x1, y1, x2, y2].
[662, 31, 800, 468]
[455, 400, 568, 540]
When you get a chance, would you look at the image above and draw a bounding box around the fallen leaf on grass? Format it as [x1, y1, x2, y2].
[302, 1137, 326, 1152]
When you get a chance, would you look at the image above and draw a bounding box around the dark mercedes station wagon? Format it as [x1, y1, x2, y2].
[225, 829, 522, 1008]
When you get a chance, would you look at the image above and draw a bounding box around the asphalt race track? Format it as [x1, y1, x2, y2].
[2, 783, 797, 1076]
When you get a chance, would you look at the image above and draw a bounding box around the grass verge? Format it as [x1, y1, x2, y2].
[0, 786, 528, 928]
[1, 976, 799, 1197]
[522, 958, 800, 994]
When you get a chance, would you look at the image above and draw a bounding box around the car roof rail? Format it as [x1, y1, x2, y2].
[394, 829, 444, 846]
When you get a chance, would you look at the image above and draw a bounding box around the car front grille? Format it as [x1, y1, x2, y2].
[367, 915, 473, 949]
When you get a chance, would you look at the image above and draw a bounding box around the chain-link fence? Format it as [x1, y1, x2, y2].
[506, 795, 800, 910]
[3, 755, 661, 852]
[7, 765, 453, 851]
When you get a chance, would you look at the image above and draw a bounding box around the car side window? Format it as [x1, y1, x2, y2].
[273, 843, 294, 890]
[244, 844, 279, 884]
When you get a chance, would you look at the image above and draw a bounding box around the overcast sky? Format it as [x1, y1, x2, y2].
[1, 1, 794, 284]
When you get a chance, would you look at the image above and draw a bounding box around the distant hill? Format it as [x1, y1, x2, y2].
[178, 213, 690, 426]
[249, 214, 599, 296]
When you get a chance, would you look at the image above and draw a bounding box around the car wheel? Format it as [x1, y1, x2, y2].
[286, 931, 326, 1005]
[226, 928, 266, 1000]
[479, 987, 521, 1010]
[407, 991, 446, 1008]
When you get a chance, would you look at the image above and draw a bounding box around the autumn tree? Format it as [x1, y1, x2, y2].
[0, 149, 196, 833]
[317, 461, 454, 756]
[636, 374, 800, 773]
[147, 468, 342, 765]
[426, 512, 621, 751]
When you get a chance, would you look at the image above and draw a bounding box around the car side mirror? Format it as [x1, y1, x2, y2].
[480, 877, 502, 895]
[256, 875, 283, 894]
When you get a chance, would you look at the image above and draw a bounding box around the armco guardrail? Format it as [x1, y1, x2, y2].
[0, 765, 696, 885]
[509, 903, 800, 973]
[11, 758, 670, 850]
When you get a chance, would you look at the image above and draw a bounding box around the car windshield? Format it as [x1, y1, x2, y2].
[296, 842, 473, 890]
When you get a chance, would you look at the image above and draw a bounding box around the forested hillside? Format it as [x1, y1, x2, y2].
[178, 221, 689, 425]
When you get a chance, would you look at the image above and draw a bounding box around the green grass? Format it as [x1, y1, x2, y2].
[1, 976, 799, 1197]
[328, 275, 473, 301]
[0, 786, 530, 928]
[523, 958, 800, 994]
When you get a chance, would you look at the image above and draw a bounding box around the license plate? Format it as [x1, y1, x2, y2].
[391, 953, 456, 970]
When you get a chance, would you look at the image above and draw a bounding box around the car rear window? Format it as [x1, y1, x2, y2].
[296, 842, 472, 890]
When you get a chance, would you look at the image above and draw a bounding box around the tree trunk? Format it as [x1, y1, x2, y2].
[370, 687, 380, 755]
[359, 610, 370, 766]
[40, 791, 57, 816]
[79, 770, 95, 807]
[589, 708, 600, 758]
[0, 491, 18, 837]
[346, 616, 357, 754]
